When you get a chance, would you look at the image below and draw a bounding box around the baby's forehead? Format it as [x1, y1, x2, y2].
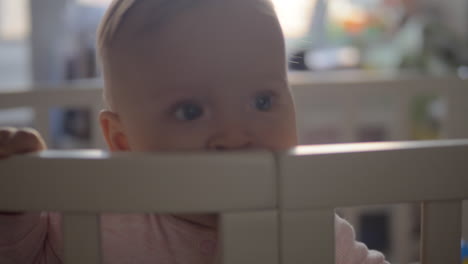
[99, 0, 285, 110]
[99, 0, 276, 47]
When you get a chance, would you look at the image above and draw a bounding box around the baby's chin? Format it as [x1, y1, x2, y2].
[173, 214, 219, 229]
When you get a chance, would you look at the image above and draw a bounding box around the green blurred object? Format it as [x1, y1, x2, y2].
[410, 95, 441, 140]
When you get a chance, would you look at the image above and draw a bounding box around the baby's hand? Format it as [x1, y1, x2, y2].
[0, 128, 46, 214]
[0, 127, 46, 159]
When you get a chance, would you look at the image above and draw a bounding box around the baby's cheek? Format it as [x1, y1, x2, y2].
[254, 117, 297, 150]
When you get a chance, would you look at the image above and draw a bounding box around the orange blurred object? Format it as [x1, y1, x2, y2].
[342, 14, 369, 34]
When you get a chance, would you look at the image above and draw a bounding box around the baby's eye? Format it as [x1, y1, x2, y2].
[174, 103, 204, 121]
[254, 94, 273, 111]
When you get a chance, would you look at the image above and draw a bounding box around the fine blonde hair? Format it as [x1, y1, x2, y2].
[96, 0, 278, 110]
[97, 0, 203, 109]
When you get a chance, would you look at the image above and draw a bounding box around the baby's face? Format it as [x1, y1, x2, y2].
[103, 0, 297, 152]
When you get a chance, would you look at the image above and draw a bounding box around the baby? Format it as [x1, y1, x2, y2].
[0, 0, 389, 263]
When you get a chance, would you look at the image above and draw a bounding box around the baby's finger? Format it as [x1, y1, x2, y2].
[0, 127, 17, 146]
[5, 129, 46, 155]
[0, 128, 18, 159]
[19, 128, 46, 151]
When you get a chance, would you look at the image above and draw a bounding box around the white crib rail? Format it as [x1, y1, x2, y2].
[280, 140, 468, 264]
[290, 75, 468, 141]
[0, 150, 278, 264]
[1, 140, 467, 264]
[0, 150, 276, 213]
[0, 84, 105, 148]
[1, 76, 467, 149]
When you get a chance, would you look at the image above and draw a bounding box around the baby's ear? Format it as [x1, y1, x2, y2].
[99, 110, 130, 151]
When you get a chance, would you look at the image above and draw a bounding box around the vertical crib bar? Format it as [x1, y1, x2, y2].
[392, 204, 413, 264]
[443, 82, 468, 139]
[34, 106, 51, 146]
[281, 209, 335, 264]
[63, 214, 101, 264]
[421, 200, 461, 264]
[221, 211, 278, 264]
[393, 94, 411, 140]
[341, 96, 358, 142]
[463, 201, 468, 241]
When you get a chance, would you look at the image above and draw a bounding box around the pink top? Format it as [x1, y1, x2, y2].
[0, 213, 388, 264]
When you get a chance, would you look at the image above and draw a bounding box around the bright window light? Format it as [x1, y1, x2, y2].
[0, 0, 30, 40]
[78, 0, 113, 7]
[271, 0, 317, 38]
[78, 0, 317, 38]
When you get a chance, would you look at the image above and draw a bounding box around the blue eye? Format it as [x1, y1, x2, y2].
[174, 103, 204, 121]
[255, 94, 273, 111]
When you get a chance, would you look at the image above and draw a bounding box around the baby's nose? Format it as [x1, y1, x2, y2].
[207, 131, 253, 151]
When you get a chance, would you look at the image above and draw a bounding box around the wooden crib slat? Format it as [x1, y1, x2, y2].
[281, 209, 335, 264]
[0, 152, 275, 213]
[444, 80, 468, 139]
[63, 214, 101, 264]
[221, 211, 278, 264]
[421, 200, 461, 264]
[34, 105, 51, 146]
[391, 204, 413, 264]
[341, 96, 358, 142]
[0, 88, 103, 110]
[463, 201, 468, 241]
[279, 140, 468, 209]
[393, 93, 411, 140]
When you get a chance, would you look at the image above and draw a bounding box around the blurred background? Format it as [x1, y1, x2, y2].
[0, 0, 466, 87]
[0, 0, 467, 146]
[0, 0, 467, 263]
